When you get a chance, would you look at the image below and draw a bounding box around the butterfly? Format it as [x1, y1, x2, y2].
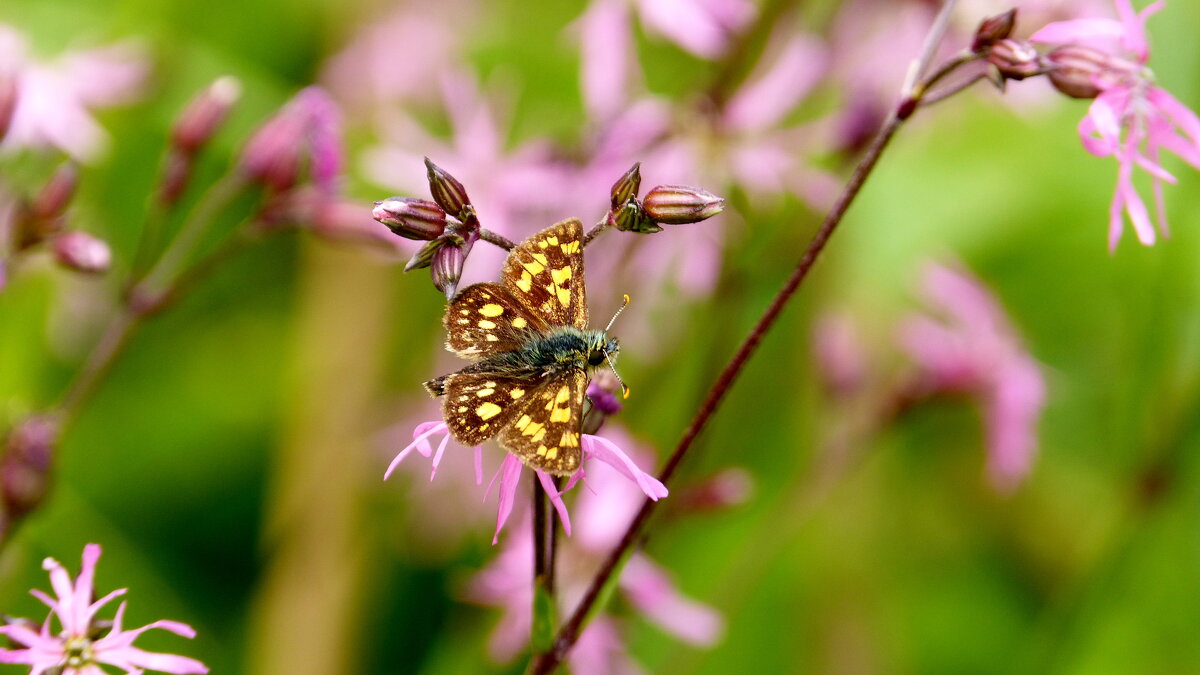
[423, 218, 622, 475]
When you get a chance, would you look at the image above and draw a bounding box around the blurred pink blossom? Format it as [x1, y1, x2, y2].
[0, 543, 208, 674]
[240, 86, 343, 196]
[900, 264, 1045, 492]
[385, 419, 667, 544]
[1031, 0, 1199, 250]
[0, 25, 147, 162]
[466, 426, 720, 672]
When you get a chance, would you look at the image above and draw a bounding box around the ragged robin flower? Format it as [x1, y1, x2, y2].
[0, 543, 208, 674]
[1031, 0, 1200, 250]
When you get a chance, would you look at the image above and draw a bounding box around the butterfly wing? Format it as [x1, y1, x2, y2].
[496, 369, 586, 475]
[443, 282, 549, 360]
[439, 370, 544, 446]
[501, 218, 588, 331]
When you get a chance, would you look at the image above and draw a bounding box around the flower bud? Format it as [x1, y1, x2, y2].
[52, 231, 111, 274]
[611, 200, 661, 234]
[404, 238, 442, 272]
[424, 158, 471, 219]
[158, 151, 192, 206]
[373, 197, 447, 240]
[240, 87, 343, 194]
[972, 9, 1017, 52]
[610, 162, 642, 208]
[1045, 45, 1125, 99]
[431, 238, 466, 301]
[31, 163, 78, 222]
[676, 468, 754, 514]
[172, 76, 241, 155]
[987, 39, 1045, 82]
[582, 371, 623, 435]
[642, 185, 724, 225]
[2, 416, 58, 519]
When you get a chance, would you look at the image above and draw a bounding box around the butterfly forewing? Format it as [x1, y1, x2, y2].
[501, 218, 588, 331]
[440, 371, 543, 446]
[444, 282, 549, 359]
[497, 370, 586, 475]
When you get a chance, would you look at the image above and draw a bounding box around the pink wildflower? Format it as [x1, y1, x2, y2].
[240, 87, 343, 196]
[1031, 0, 1200, 250]
[385, 420, 667, 544]
[899, 264, 1046, 492]
[466, 427, 719, 672]
[0, 26, 146, 162]
[0, 543, 208, 675]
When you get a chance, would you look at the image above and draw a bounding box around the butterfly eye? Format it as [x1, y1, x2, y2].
[587, 350, 606, 367]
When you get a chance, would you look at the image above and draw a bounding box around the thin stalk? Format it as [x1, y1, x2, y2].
[582, 216, 611, 248]
[480, 228, 515, 251]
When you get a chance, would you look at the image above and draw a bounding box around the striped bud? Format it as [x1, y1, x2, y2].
[424, 158, 471, 219]
[610, 162, 642, 208]
[642, 185, 724, 225]
[373, 197, 447, 240]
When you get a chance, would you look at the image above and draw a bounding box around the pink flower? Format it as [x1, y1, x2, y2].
[0, 543, 208, 675]
[239, 87, 344, 196]
[899, 264, 1046, 492]
[466, 427, 720, 672]
[0, 25, 147, 162]
[385, 420, 667, 544]
[1031, 0, 1200, 250]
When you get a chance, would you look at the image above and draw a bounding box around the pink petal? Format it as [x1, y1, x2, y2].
[98, 646, 209, 674]
[383, 421, 447, 480]
[1147, 87, 1200, 147]
[577, 0, 636, 121]
[724, 33, 826, 132]
[429, 431, 452, 481]
[474, 446, 484, 485]
[492, 454, 523, 544]
[582, 434, 668, 500]
[536, 470, 572, 536]
[1029, 17, 1124, 45]
[621, 554, 723, 645]
[984, 357, 1045, 493]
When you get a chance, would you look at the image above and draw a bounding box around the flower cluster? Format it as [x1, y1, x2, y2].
[0, 544, 207, 675]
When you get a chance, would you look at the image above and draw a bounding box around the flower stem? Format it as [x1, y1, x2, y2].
[531, 475, 556, 651]
[480, 228, 515, 251]
[528, 1, 967, 666]
[582, 215, 610, 248]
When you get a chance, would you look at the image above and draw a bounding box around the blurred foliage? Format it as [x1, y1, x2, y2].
[1, 0, 1199, 674]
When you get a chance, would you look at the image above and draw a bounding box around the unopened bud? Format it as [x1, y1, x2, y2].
[582, 372, 623, 435]
[642, 185, 724, 225]
[404, 238, 443, 272]
[972, 9, 1017, 52]
[424, 158, 471, 219]
[2, 416, 57, 519]
[158, 151, 192, 206]
[610, 162, 642, 208]
[241, 112, 305, 191]
[0, 73, 16, 143]
[172, 76, 241, 155]
[431, 239, 466, 301]
[52, 231, 111, 274]
[31, 163, 78, 222]
[611, 200, 660, 234]
[987, 39, 1045, 82]
[373, 197, 447, 240]
[1045, 45, 1126, 99]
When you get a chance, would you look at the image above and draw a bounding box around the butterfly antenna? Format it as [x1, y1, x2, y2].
[604, 351, 631, 399]
[605, 294, 631, 332]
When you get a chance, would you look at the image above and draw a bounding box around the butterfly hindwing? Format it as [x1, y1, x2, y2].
[496, 369, 586, 476]
[444, 282, 548, 359]
[440, 370, 542, 447]
[502, 218, 588, 331]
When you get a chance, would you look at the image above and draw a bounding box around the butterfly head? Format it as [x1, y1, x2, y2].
[584, 332, 619, 367]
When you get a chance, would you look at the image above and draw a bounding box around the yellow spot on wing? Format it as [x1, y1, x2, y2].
[551, 267, 572, 285]
[560, 241, 580, 254]
[476, 402, 502, 420]
[557, 288, 571, 306]
[512, 317, 527, 329]
[486, 334, 498, 341]
[545, 447, 558, 459]
[516, 272, 533, 292]
[476, 388, 495, 397]
[555, 386, 571, 403]
[550, 407, 571, 423]
[478, 320, 497, 329]
[523, 261, 545, 275]
[531, 253, 549, 265]
[531, 427, 547, 443]
[511, 389, 525, 399]
[545, 236, 559, 246]
[560, 432, 579, 447]
[515, 415, 531, 430]
[479, 304, 504, 317]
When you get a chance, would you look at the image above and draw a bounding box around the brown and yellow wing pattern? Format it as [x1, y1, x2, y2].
[496, 369, 586, 475]
[501, 218, 588, 331]
[442, 282, 548, 359]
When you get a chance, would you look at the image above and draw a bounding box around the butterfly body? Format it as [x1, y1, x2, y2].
[423, 218, 617, 475]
